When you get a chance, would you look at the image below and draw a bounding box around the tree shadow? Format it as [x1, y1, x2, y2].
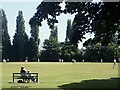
[58, 77, 120, 90]
[2, 78, 120, 90]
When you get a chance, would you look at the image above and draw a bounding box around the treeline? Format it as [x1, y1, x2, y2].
[1, 9, 120, 62]
[1, 10, 39, 62]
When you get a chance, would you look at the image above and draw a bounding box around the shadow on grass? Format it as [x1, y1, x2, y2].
[58, 77, 120, 90]
[1, 78, 120, 90]
[2, 85, 30, 90]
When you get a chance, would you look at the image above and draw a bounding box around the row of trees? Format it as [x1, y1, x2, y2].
[1, 1, 120, 62]
[1, 10, 81, 62]
[40, 20, 81, 62]
[40, 19, 120, 62]
[1, 9, 39, 62]
[29, 1, 120, 62]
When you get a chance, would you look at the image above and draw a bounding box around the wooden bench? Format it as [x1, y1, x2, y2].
[12, 73, 38, 83]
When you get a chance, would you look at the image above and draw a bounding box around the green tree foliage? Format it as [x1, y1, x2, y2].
[83, 41, 120, 62]
[28, 19, 40, 61]
[0, 10, 2, 45]
[0, 12, 1, 61]
[65, 19, 73, 43]
[29, 2, 62, 28]
[92, 2, 120, 46]
[0, 9, 11, 60]
[61, 44, 82, 62]
[83, 43, 102, 62]
[83, 32, 120, 61]
[61, 19, 82, 61]
[40, 26, 60, 61]
[30, 1, 120, 46]
[12, 11, 28, 61]
[108, 43, 120, 60]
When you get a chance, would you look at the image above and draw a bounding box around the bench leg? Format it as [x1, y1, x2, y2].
[36, 77, 38, 83]
[13, 78, 14, 83]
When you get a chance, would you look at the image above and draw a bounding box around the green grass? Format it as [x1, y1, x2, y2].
[1, 62, 119, 89]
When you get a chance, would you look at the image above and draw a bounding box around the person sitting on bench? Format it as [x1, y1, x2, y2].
[26, 70, 36, 83]
[20, 66, 27, 82]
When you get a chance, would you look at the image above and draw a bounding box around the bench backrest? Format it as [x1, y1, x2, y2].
[13, 73, 38, 77]
[13, 73, 38, 75]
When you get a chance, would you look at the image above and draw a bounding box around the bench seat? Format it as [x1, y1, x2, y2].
[12, 73, 38, 83]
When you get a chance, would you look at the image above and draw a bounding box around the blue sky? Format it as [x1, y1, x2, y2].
[1, 1, 94, 49]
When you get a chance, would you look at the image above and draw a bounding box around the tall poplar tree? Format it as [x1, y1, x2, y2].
[1, 9, 11, 60]
[12, 11, 28, 61]
[61, 19, 81, 61]
[0, 9, 2, 61]
[28, 17, 40, 61]
[41, 26, 60, 61]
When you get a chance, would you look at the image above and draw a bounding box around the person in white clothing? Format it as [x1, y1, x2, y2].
[59, 59, 61, 62]
[113, 59, 116, 69]
[72, 59, 76, 63]
[118, 58, 120, 62]
[101, 59, 103, 64]
[82, 59, 84, 62]
[27, 70, 35, 82]
[3, 59, 6, 62]
[61, 59, 64, 63]
[25, 59, 28, 62]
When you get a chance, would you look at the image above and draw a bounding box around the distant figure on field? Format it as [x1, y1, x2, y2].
[59, 59, 61, 62]
[27, 70, 35, 82]
[62, 59, 63, 62]
[7, 59, 9, 62]
[113, 59, 116, 69]
[3, 59, 6, 62]
[82, 59, 84, 62]
[25, 59, 28, 62]
[72, 59, 76, 63]
[38, 59, 40, 62]
[118, 58, 120, 62]
[101, 59, 103, 64]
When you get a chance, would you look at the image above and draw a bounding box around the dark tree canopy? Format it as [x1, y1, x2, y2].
[30, 1, 120, 46]
[1, 9, 11, 60]
[29, 1, 62, 27]
[12, 11, 28, 61]
[65, 19, 73, 43]
[40, 26, 60, 61]
[28, 18, 40, 61]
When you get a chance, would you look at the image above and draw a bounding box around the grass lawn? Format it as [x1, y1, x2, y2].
[1, 62, 119, 89]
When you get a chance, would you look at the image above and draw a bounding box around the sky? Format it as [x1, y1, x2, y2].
[1, 1, 94, 49]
